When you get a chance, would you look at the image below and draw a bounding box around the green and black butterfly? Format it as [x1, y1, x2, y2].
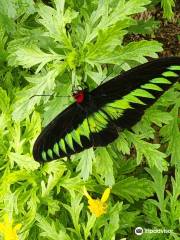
[33, 57, 180, 162]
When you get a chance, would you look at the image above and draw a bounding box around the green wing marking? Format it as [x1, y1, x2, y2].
[162, 71, 178, 77]
[42, 151, 47, 161]
[71, 129, 83, 147]
[47, 149, 53, 159]
[168, 65, 180, 71]
[59, 139, 67, 153]
[65, 133, 74, 151]
[53, 143, 60, 156]
[150, 77, 171, 84]
[141, 83, 163, 91]
[124, 95, 145, 105]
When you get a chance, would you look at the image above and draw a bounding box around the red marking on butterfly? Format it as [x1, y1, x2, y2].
[73, 90, 85, 103]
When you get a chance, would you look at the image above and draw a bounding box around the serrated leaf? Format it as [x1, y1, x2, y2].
[112, 176, 153, 203]
[94, 148, 115, 186]
[36, 214, 71, 240]
[37, 2, 76, 49]
[9, 153, 39, 171]
[9, 46, 65, 72]
[102, 202, 122, 240]
[161, 0, 175, 20]
[160, 105, 180, 166]
[146, 167, 167, 213]
[76, 148, 95, 180]
[144, 110, 173, 127]
[128, 18, 160, 35]
[61, 191, 83, 235]
[125, 131, 168, 171]
[116, 40, 163, 63]
[0, 87, 10, 113]
[12, 69, 59, 121]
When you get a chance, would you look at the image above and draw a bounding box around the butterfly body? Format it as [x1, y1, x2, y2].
[33, 57, 180, 162]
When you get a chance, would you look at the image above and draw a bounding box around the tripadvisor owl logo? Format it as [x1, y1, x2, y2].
[135, 227, 144, 235]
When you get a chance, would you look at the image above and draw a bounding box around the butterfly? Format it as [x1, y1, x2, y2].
[33, 57, 180, 162]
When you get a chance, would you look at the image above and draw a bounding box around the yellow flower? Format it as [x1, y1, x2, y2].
[83, 186, 111, 217]
[0, 214, 22, 240]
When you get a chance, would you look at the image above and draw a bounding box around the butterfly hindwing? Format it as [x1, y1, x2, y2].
[33, 103, 91, 161]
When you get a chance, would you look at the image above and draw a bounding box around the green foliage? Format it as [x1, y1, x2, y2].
[151, 0, 176, 21]
[128, 18, 160, 35]
[0, 0, 178, 240]
[161, 0, 175, 20]
[144, 167, 180, 238]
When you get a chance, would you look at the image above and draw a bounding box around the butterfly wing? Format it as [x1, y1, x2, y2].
[33, 98, 117, 162]
[33, 103, 88, 161]
[91, 56, 180, 129]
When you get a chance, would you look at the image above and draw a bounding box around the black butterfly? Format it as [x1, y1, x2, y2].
[33, 57, 180, 162]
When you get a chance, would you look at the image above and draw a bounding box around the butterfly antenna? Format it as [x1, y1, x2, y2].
[30, 94, 71, 99]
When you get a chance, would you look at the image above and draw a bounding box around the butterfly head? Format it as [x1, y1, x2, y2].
[73, 90, 85, 103]
[72, 82, 89, 104]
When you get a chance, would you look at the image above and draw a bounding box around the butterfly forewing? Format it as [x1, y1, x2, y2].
[93, 57, 180, 130]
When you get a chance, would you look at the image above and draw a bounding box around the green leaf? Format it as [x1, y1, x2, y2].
[84, 0, 148, 45]
[41, 162, 66, 197]
[161, 0, 175, 20]
[143, 200, 162, 226]
[146, 167, 168, 214]
[12, 69, 59, 121]
[36, 214, 71, 240]
[85, 20, 132, 64]
[125, 131, 168, 171]
[9, 46, 65, 73]
[83, 214, 96, 240]
[112, 176, 153, 203]
[9, 153, 39, 171]
[160, 105, 180, 166]
[76, 148, 95, 180]
[95, 148, 115, 186]
[62, 191, 83, 237]
[128, 18, 160, 35]
[144, 109, 173, 127]
[37, 2, 77, 49]
[116, 40, 163, 63]
[0, 87, 10, 113]
[42, 83, 71, 126]
[102, 202, 122, 240]
[116, 133, 131, 155]
[170, 169, 180, 223]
